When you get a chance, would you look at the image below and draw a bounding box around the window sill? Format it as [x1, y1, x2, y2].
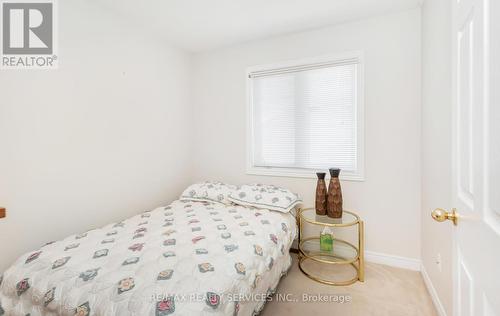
[246, 167, 365, 182]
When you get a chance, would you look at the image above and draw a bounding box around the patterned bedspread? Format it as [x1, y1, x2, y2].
[0, 200, 297, 316]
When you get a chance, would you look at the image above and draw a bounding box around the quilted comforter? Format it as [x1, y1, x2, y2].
[0, 200, 297, 316]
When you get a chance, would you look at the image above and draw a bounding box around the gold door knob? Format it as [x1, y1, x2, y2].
[431, 208, 458, 226]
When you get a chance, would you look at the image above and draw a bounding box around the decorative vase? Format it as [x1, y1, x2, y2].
[315, 172, 327, 215]
[327, 168, 343, 218]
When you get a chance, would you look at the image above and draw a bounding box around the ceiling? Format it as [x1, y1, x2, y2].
[92, 0, 422, 53]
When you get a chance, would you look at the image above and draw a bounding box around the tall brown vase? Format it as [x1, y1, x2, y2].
[315, 172, 327, 215]
[327, 168, 343, 218]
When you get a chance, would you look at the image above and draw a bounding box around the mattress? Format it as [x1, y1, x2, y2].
[0, 199, 297, 316]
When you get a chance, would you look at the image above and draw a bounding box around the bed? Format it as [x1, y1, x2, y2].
[0, 198, 297, 316]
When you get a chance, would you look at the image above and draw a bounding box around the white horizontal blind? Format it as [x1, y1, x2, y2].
[250, 59, 359, 173]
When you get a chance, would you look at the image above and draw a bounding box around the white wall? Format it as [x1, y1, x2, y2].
[0, 1, 192, 271]
[421, 0, 453, 314]
[191, 9, 422, 260]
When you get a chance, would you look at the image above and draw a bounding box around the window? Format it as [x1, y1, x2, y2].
[247, 52, 364, 180]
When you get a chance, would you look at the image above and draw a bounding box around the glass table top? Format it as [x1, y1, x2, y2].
[300, 208, 359, 227]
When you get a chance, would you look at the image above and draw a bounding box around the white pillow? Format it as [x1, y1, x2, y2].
[228, 184, 302, 213]
[180, 181, 237, 205]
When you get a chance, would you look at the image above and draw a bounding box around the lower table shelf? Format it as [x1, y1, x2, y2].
[298, 254, 361, 286]
[299, 236, 359, 264]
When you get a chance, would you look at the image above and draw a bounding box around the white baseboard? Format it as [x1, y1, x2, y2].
[420, 264, 447, 316]
[364, 251, 421, 271]
[364, 252, 447, 316]
[291, 245, 422, 271]
[294, 247, 445, 315]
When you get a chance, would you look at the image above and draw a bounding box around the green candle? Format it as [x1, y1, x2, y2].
[320, 227, 333, 252]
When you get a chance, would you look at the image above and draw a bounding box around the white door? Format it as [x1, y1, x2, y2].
[450, 0, 500, 315]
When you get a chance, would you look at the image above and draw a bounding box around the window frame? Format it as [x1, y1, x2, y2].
[246, 51, 365, 181]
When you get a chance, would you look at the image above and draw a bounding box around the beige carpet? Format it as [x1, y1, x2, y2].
[261, 254, 437, 316]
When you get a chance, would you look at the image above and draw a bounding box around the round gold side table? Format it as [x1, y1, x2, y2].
[297, 208, 365, 286]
